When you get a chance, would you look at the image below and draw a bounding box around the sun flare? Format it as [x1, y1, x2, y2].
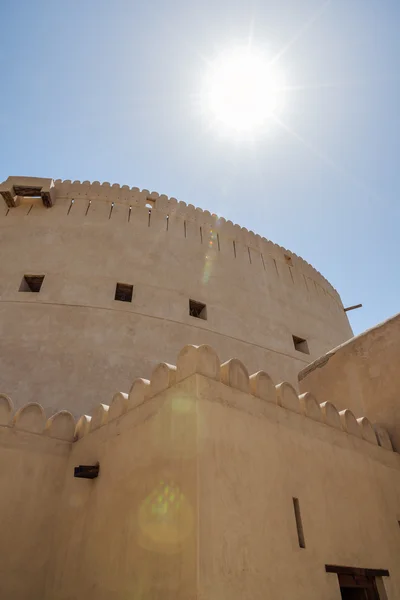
[202, 46, 285, 135]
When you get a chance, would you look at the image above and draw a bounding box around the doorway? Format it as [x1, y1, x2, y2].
[340, 589, 372, 600]
[339, 574, 379, 600]
[325, 565, 389, 600]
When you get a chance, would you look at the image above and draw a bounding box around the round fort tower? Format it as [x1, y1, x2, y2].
[0, 176, 352, 415]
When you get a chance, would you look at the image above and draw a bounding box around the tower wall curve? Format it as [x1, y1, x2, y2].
[0, 177, 353, 414]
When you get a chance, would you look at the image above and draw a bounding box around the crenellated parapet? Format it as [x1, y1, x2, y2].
[0, 176, 342, 304]
[0, 393, 75, 441]
[78, 344, 394, 451]
[2, 345, 390, 453]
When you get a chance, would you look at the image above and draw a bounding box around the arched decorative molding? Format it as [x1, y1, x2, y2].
[148, 363, 177, 398]
[357, 417, 378, 445]
[12, 402, 46, 433]
[220, 359, 250, 393]
[44, 411, 76, 441]
[249, 371, 275, 403]
[128, 378, 150, 409]
[276, 382, 301, 414]
[339, 409, 362, 437]
[373, 425, 393, 451]
[74, 415, 92, 440]
[108, 392, 129, 421]
[320, 401, 341, 430]
[298, 392, 322, 422]
[89, 404, 110, 432]
[176, 344, 220, 382]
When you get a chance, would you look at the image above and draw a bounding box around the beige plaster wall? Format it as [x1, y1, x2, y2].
[45, 383, 199, 600]
[0, 178, 352, 415]
[0, 424, 71, 599]
[45, 347, 400, 599]
[299, 312, 400, 450]
[196, 376, 400, 600]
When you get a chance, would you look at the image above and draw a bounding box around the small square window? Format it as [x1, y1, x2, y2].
[115, 283, 133, 303]
[189, 299, 207, 320]
[292, 335, 309, 355]
[19, 275, 45, 292]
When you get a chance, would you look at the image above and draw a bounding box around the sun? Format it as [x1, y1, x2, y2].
[201, 46, 285, 135]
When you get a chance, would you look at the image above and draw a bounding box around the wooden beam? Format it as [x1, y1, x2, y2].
[344, 303, 363, 312]
[325, 565, 390, 577]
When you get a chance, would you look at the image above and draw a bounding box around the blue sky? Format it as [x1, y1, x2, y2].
[1, 0, 399, 336]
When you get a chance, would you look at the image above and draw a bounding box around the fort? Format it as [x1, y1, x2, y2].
[0, 176, 352, 415]
[0, 176, 399, 600]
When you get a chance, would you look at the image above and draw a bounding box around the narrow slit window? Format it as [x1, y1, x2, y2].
[293, 497, 306, 548]
[19, 275, 45, 293]
[189, 299, 207, 320]
[115, 283, 133, 303]
[292, 335, 309, 355]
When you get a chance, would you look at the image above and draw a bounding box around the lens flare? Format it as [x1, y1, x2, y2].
[202, 227, 219, 284]
[139, 481, 193, 553]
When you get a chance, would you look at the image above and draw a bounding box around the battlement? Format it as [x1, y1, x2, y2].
[0, 394, 75, 441]
[0, 344, 394, 456]
[0, 176, 342, 303]
[1, 343, 399, 600]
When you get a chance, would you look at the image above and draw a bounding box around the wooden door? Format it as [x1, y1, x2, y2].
[339, 573, 380, 600]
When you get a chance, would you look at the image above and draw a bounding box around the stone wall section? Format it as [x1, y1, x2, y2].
[0, 344, 399, 599]
[0, 177, 353, 414]
[0, 344, 393, 449]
